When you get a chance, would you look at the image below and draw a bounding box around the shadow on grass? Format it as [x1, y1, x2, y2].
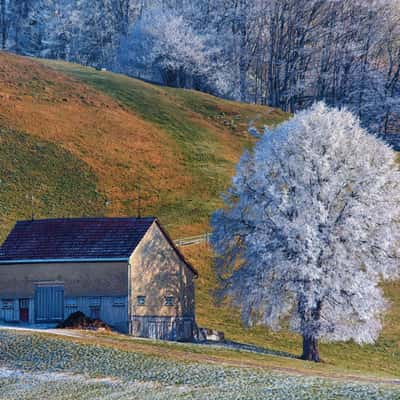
[198, 340, 298, 359]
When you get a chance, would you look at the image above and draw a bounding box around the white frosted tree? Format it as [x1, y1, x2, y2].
[211, 103, 400, 362]
[1, 1, 399, 132]
[119, 7, 218, 90]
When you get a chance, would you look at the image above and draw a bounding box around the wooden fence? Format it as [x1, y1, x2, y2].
[174, 233, 210, 247]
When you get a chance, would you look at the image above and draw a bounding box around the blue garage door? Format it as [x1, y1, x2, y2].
[35, 285, 64, 322]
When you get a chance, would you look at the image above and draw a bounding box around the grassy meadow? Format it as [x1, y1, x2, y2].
[0, 330, 399, 399]
[0, 52, 399, 383]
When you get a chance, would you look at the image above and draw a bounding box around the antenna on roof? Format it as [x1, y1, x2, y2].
[31, 194, 34, 220]
[27, 193, 34, 220]
[137, 183, 142, 218]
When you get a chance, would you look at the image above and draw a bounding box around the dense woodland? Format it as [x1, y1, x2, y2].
[0, 0, 399, 133]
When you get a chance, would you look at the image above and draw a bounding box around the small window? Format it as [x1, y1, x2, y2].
[65, 297, 78, 308]
[165, 296, 175, 306]
[89, 297, 101, 307]
[137, 296, 146, 305]
[1, 299, 14, 310]
[113, 297, 126, 307]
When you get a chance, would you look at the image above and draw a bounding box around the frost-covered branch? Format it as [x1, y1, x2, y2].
[211, 103, 400, 361]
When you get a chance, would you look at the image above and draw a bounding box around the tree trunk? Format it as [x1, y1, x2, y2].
[301, 335, 320, 362]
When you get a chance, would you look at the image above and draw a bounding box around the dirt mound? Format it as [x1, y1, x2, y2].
[57, 311, 111, 331]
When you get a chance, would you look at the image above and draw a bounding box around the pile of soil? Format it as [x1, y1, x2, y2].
[57, 311, 111, 331]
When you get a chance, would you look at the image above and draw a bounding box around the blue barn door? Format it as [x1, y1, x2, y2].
[35, 285, 64, 322]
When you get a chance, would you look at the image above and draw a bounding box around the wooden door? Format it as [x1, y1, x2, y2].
[148, 320, 173, 340]
[35, 285, 64, 322]
[19, 298, 29, 322]
[148, 321, 157, 339]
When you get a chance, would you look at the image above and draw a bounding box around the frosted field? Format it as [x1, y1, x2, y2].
[0, 331, 399, 400]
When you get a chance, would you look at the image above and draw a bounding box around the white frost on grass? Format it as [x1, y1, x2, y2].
[0, 331, 399, 399]
[0, 368, 18, 378]
[0, 325, 84, 338]
[0, 367, 120, 384]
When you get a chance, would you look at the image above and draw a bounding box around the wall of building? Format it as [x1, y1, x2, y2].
[64, 295, 128, 332]
[0, 299, 20, 322]
[0, 261, 129, 329]
[0, 261, 128, 298]
[0, 296, 128, 331]
[131, 316, 194, 341]
[129, 222, 196, 340]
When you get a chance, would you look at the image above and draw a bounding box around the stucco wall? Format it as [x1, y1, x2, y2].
[0, 261, 128, 298]
[129, 222, 195, 320]
[64, 295, 128, 332]
[0, 296, 128, 331]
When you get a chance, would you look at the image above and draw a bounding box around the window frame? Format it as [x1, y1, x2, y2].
[1, 299, 14, 310]
[65, 297, 78, 308]
[165, 296, 175, 306]
[137, 295, 146, 306]
[113, 297, 126, 307]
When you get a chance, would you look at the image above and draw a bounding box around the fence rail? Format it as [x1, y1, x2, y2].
[174, 233, 210, 247]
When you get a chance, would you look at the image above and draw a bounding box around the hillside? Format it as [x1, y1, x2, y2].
[0, 51, 287, 240]
[0, 329, 398, 399]
[0, 52, 399, 380]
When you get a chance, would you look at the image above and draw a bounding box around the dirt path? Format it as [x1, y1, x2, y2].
[0, 325, 83, 338]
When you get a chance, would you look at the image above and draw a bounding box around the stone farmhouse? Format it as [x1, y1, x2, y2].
[0, 217, 197, 341]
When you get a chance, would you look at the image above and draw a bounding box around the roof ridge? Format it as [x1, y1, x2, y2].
[16, 216, 156, 224]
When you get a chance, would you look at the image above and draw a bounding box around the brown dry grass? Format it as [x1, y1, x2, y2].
[0, 52, 185, 216]
[0, 53, 288, 237]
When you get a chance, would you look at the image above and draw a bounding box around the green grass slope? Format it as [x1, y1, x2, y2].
[0, 52, 398, 379]
[0, 127, 105, 231]
[40, 58, 287, 237]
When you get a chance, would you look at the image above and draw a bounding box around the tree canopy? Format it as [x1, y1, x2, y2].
[211, 103, 400, 361]
[1, 0, 399, 133]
